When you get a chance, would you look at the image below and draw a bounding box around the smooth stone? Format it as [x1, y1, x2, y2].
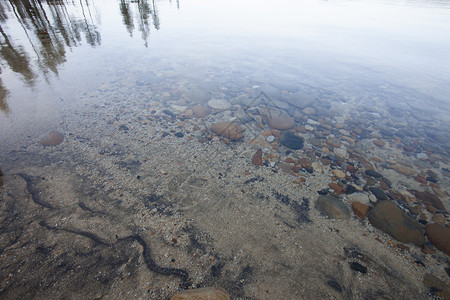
[373, 139, 385, 147]
[266, 135, 275, 143]
[425, 223, 450, 255]
[302, 107, 316, 115]
[210, 122, 244, 140]
[170, 287, 230, 300]
[252, 149, 262, 166]
[431, 214, 446, 225]
[171, 105, 187, 112]
[208, 99, 231, 110]
[413, 190, 445, 210]
[191, 105, 210, 118]
[316, 195, 350, 219]
[39, 131, 64, 146]
[280, 131, 304, 150]
[365, 169, 382, 178]
[312, 162, 323, 173]
[259, 108, 295, 130]
[369, 187, 388, 201]
[391, 164, 415, 176]
[368, 201, 425, 246]
[332, 169, 346, 179]
[326, 137, 341, 148]
[329, 182, 346, 194]
[352, 202, 371, 219]
[347, 193, 371, 205]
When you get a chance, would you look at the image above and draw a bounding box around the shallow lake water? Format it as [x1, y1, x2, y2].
[1, 0, 450, 299]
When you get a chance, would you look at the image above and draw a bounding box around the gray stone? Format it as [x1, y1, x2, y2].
[316, 195, 350, 219]
[368, 201, 424, 246]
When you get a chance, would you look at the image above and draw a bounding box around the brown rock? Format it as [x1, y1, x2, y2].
[425, 223, 450, 255]
[252, 149, 263, 166]
[414, 175, 427, 184]
[352, 202, 370, 219]
[414, 190, 445, 210]
[422, 245, 436, 255]
[271, 129, 281, 137]
[332, 169, 346, 179]
[391, 164, 415, 176]
[285, 157, 295, 164]
[261, 130, 272, 137]
[432, 213, 446, 225]
[298, 158, 311, 169]
[346, 164, 357, 174]
[329, 182, 345, 194]
[259, 108, 295, 130]
[397, 243, 409, 252]
[326, 137, 341, 148]
[191, 105, 210, 118]
[373, 139, 385, 147]
[403, 146, 415, 152]
[40, 131, 64, 146]
[171, 287, 230, 300]
[316, 195, 350, 219]
[210, 122, 244, 140]
[368, 201, 425, 246]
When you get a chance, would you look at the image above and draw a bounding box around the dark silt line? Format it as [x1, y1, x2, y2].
[119, 235, 190, 287]
[39, 220, 110, 246]
[18, 173, 56, 209]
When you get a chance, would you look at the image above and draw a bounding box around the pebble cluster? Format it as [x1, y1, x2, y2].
[2, 74, 450, 298]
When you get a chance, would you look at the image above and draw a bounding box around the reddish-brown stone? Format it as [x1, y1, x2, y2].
[414, 191, 445, 210]
[252, 149, 262, 166]
[352, 202, 370, 219]
[425, 223, 450, 255]
[329, 182, 345, 194]
[40, 131, 64, 146]
[210, 122, 244, 140]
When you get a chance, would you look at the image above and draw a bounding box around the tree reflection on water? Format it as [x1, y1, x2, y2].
[0, 0, 163, 112]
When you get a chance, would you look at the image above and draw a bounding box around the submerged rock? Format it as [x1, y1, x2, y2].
[413, 190, 445, 210]
[259, 107, 295, 130]
[425, 223, 450, 255]
[352, 202, 370, 219]
[252, 149, 263, 166]
[369, 187, 388, 201]
[210, 122, 244, 140]
[280, 131, 304, 150]
[191, 105, 210, 118]
[170, 287, 230, 300]
[316, 195, 350, 219]
[208, 99, 231, 110]
[39, 131, 64, 146]
[365, 170, 382, 178]
[368, 201, 424, 246]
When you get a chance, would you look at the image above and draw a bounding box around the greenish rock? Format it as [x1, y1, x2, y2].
[369, 187, 387, 201]
[316, 195, 350, 219]
[280, 131, 304, 150]
[365, 170, 382, 178]
[368, 201, 424, 246]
